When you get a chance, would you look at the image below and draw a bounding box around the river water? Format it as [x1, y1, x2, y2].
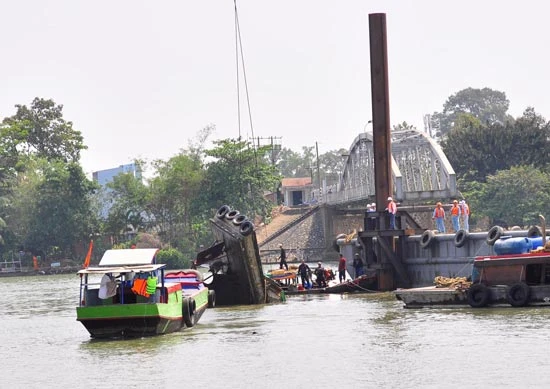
[2, 273, 550, 389]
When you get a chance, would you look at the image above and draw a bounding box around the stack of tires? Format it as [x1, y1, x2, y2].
[216, 205, 255, 236]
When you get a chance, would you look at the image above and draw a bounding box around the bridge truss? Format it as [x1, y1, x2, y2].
[325, 130, 456, 205]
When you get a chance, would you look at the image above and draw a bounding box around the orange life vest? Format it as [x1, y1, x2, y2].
[451, 205, 460, 216]
[131, 278, 150, 297]
[388, 200, 397, 214]
[434, 207, 445, 218]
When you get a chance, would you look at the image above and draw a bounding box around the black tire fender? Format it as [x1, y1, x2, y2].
[225, 210, 240, 221]
[183, 297, 196, 327]
[486, 225, 504, 246]
[240, 220, 255, 236]
[507, 282, 530, 307]
[527, 225, 543, 238]
[467, 283, 490, 308]
[454, 229, 469, 248]
[420, 230, 435, 249]
[208, 290, 216, 308]
[232, 214, 247, 226]
[216, 205, 231, 219]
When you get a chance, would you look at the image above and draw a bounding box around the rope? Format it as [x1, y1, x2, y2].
[433, 276, 471, 290]
[233, 0, 256, 142]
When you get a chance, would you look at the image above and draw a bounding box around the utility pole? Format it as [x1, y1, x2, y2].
[248, 136, 282, 166]
[316, 141, 321, 194]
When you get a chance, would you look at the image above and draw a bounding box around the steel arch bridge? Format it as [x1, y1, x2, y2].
[325, 130, 457, 205]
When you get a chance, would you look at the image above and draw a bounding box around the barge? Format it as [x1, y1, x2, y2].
[396, 220, 550, 308]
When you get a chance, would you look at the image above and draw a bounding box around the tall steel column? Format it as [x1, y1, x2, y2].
[369, 13, 392, 214]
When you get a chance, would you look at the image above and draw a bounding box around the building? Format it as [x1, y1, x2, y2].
[281, 177, 314, 207]
[93, 163, 142, 218]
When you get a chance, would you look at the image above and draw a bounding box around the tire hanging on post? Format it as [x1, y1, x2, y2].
[454, 229, 469, 248]
[420, 230, 435, 249]
[486, 225, 504, 245]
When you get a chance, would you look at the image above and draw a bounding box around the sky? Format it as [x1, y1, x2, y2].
[1, 1, 549, 176]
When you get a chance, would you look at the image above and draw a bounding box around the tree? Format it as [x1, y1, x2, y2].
[431, 87, 510, 139]
[17, 160, 99, 258]
[1, 97, 86, 163]
[479, 166, 550, 227]
[104, 172, 150, 241]
[441, 109, 550, 182]
[276, 147, 316, 178]
[148, 153, 204, 249]
[197, 139, 280, 221]
[318, 148, 348, 186]
[392, 121, 417, 132]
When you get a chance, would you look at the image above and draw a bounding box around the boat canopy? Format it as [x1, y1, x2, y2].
[98, 248, 159, 266]
[77, 263, 165, 275]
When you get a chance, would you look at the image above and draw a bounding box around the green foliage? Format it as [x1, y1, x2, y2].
[478, 166, 550, 226]
[148, 153, 204, 248]
[392, 121, 417, 131]
[276, 146, 348, 187]
[17, 160, 99, 257]
[431, 87, 510, 139]
[104, 172, 149, 239]
[442, 108, 550, 182]
[1, 97, 86, 163]
[196, 138, 280, 220]
[156, 247, 189, 269]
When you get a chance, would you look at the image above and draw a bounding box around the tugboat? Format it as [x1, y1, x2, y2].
[195, 205, 284, 306]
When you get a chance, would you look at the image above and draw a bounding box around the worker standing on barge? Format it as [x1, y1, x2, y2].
[433, 202, 446, 233]
[278, 243, 288, 270]
[451, 200, 461, 232]
[338, 253, 347, 283]
[460, 200, 470, 232]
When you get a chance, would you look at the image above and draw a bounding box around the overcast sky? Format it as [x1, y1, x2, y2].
[1, 1, 549, 176]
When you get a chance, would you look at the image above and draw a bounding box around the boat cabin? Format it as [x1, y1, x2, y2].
[77, 248, 176, 307]
[473, 252, 550, 287]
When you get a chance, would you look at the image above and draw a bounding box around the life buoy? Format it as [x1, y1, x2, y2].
[232, 214, 247, 226]
[183, 297, 196, 327]
[208, 290, 216, 308]
[527, 225, 543, 238]
[420, 230, 435, 249]
[454, 229, 469, 248]
[486, 225, 504, 246]
[240, 220, 255, 236]
[225, 210, 240, 220]
[216, 205, 231, 219]
[507, 282, 530, 307]
[467, 283, 490, 308]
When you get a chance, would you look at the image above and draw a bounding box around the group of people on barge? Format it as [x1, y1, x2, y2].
[432, 199, 470, 233]
[296, 260, 337, 289]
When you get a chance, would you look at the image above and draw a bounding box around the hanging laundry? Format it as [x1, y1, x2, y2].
[98, 274, 117, 299]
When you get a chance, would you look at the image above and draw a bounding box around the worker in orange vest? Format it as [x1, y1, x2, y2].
[451, 200, 461, 232]
[386, 196, 397, 229]
[432, 202, 446, 233]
